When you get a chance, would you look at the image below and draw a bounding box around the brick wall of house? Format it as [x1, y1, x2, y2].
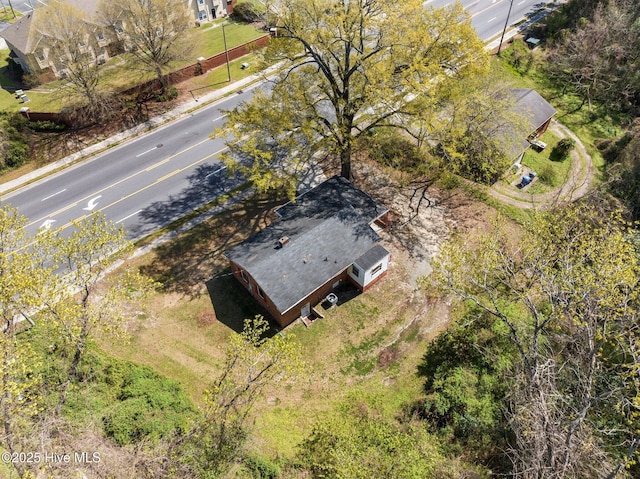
[229, 261, 350, 328]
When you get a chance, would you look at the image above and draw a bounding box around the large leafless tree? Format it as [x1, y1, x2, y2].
[99, 0, 193, 92]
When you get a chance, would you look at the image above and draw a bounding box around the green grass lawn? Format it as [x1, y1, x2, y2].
[192, 21, 266, 59]
[520, 129, 573, 193]
[0, 6, 22, 22]
[0, 51, 26, 112]
[493, 40, 619, 178]
[0, 22, 266, 113]
[101, 190, 439, 460]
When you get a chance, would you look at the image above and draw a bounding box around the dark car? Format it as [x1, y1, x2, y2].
[517, 171, 536, 189]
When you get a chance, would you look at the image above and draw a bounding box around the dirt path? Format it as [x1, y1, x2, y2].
[485, 119, 596, 209]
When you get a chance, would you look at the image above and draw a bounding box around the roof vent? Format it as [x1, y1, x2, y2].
[277, 236, 290, 248]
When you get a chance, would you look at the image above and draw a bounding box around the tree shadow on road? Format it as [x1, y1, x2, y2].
[139, 185, 285, 299]
[130, 163, 246, 240]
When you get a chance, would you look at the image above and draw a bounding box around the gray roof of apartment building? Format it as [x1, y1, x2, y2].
[1, 12, 35, 52]
[1, 0, 103, 53]
[225, 176, 389, 314]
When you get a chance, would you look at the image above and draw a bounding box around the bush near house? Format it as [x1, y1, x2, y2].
[0, 112, 29, 172]
[550, 137, 575, 161]
[231, 1, 266, 23]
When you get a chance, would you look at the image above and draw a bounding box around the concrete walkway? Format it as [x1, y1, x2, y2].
[0, 66, 276, 196]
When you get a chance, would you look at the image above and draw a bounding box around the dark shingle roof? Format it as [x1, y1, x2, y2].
[276, 175, 387, 223]
[498, 88, 557, 160]
[510, 88, 557, 132]
[354, 244, 389, 271]
[225, 176, 388, 314]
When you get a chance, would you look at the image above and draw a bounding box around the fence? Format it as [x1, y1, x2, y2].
[21, 34, 271, 127]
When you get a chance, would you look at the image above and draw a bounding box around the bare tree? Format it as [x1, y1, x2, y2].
[547, 0, 640, 114]
[99, 0, 193, 93]
[168, 316, 304, 476]
[433, 205, 640, 478]
[33, 0, 109, 121]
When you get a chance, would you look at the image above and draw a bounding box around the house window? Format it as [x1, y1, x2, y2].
[198, 0, 204, 4]
[36, 49, 45, 61]
[114, 23, 124, 34]
[372, 263, 383, 275]
[240, 270, 249, 283]
[198, 11, 208, 20]
[96, 31, 105, 41]
[351, 264, 360, 278]
[257, 286, 265, 299]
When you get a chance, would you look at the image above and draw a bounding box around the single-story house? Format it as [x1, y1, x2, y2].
[508, 88, 557, 164]
[224, 175, 390, 328]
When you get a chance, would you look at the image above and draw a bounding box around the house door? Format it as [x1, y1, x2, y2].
[301, 303, 310, 319]
[211, 8, 216, 18]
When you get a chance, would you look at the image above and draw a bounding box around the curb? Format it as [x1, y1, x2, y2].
[0, 64, 280, 197]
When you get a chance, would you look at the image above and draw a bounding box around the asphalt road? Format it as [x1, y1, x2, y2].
[2, 86, 260, 241]
[2, 0, 35, 15]
[1, 0, 553, 242]
[425, 0, 550, 41]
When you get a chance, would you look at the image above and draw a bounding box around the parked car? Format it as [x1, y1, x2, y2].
[517, 171, 536, 189]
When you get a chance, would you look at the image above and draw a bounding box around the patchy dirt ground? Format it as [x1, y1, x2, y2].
[105, 158, 506, 458]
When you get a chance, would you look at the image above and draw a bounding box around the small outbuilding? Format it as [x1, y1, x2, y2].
[507, 88, 557, 164]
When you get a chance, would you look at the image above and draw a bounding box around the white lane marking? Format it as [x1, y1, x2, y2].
[83, 195, 102, 211]
[212, 115, 228, 122]
[136, 147, 158, 157]
[488, 16, 497, 22]
[116, 210, 142, 224]
[244, 82, 264, 92]
[41, 189, 67, 201]
[39, 219, 56, 230]
[205, 165, 227, 180]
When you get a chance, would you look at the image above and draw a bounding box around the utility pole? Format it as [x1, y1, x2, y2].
[222, 23, 231, 82]
[6, 0, 16, 18]
[497, 0, 514, 56]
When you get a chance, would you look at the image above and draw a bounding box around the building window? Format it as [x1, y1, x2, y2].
[96, 31, 105, 41]
[198, 0, 205, 4]
[351, 264, 360, 278]
[199, 11, 208, 20]
[36, 49, 45, 61]
[372, 263, 382, 275]
[240, 270, 249, 283]
[114, 23, 124, 34]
